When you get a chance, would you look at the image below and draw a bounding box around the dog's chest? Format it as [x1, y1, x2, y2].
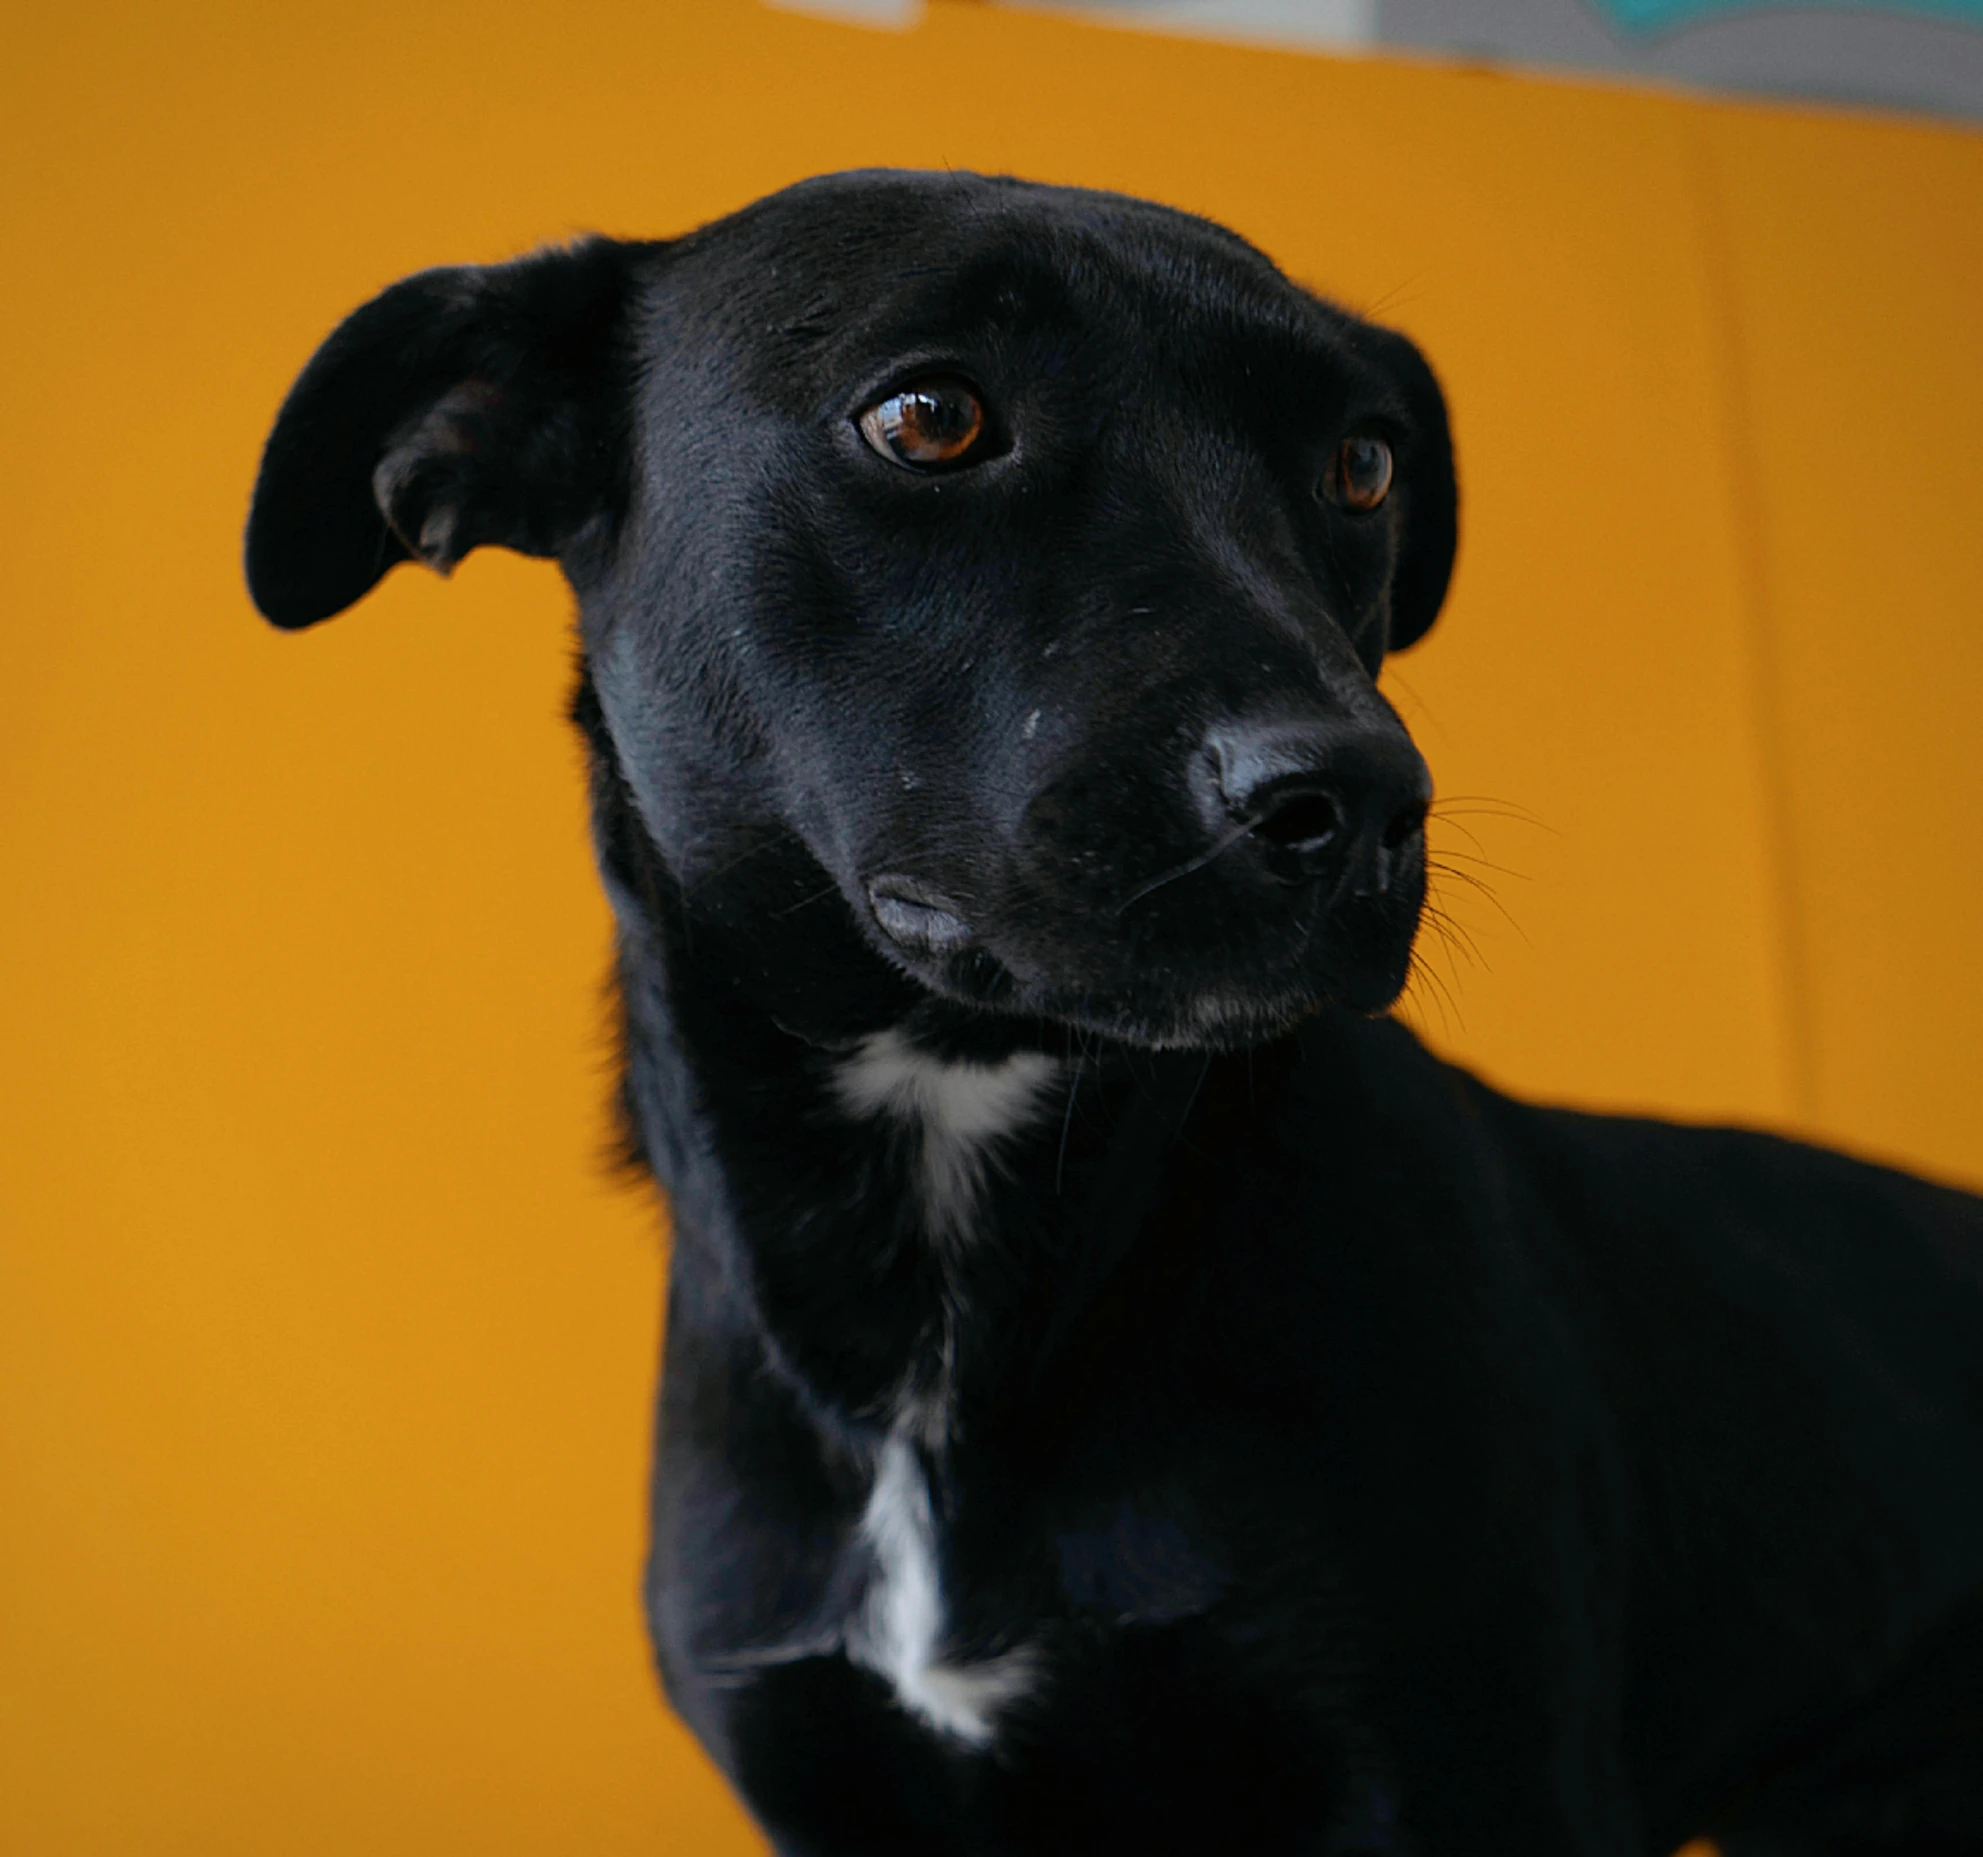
[828, 1032, 1061, 1743]
[690, 1409, 1237, 1755]
[676, 1033, 1240, 1750]
[841, 1426, 1039, 1746]
[667, 1391, 1350, 1848]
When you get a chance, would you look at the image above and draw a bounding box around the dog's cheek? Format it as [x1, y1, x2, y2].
[1301, 517, 1400, 678]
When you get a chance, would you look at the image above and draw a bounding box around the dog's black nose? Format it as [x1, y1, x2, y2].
[1204, 720, 1431, 891]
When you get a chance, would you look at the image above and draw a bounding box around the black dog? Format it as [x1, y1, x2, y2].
[245, 171, 1983, 1856]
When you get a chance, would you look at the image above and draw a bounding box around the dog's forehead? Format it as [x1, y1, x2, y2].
[659, 171, 1348, 402]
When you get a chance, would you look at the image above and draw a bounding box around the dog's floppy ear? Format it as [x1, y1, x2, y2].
[245, 238, 642, 629]
[1366, 325, 1458, 655]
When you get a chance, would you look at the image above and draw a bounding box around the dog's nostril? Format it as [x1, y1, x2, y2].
[1382, 801, 1429, 851]
[1252, 791, 1343, 850]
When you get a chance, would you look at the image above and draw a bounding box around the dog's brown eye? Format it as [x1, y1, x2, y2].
[859, 380, 985, 469]
[1331, 434, 1394, 512]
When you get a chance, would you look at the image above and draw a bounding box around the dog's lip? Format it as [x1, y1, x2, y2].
[866, 874, 975, 954]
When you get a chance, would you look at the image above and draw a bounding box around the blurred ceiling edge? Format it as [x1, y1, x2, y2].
[767, 0, 1983, 123]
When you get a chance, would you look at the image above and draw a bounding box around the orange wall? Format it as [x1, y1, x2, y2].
[3, 2, 1979, 1851]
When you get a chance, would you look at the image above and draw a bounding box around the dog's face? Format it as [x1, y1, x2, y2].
[247, 172, 1456, 1051]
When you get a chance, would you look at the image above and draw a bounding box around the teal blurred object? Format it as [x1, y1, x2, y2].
[1031, 0, 1983, 120]
[1592, 0, 1983, 34]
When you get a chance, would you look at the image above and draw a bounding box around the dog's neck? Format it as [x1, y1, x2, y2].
[618, 898, 1214, 1439]
[573, 689, 1312, 1749]
[574, 674, 1291, 1456]
[581, 755, 1216, 1449]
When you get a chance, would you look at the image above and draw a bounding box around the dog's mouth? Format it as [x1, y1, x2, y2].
[858, 845, 1424, 1052]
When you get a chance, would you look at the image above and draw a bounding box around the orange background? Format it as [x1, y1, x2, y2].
[3, 1, 1979, 1851]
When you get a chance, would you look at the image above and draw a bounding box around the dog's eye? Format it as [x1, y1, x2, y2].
[858, 380, 986, 469]
[1327, 434, 1394, 512]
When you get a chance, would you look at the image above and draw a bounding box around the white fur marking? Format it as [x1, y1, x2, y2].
[834, 1029, 1058, 1239]
[847, 1429, 1036, 1746]
[831, 1034, 1053, 1735]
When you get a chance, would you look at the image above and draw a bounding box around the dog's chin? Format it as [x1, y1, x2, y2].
[1043, 959, 1415, 1051]
[1042, 985, 1328, 1054]
[884, 935, 1418, 1053]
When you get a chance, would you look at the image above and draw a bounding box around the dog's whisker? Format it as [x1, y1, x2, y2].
[1426, 860, 1529, 944]
[1400, 951, 1446, 1035]
[1112, 820, 1259, 916]
[1054, 1053, 1084, 1198]
[1424, 846, 1532, 882]
[772, 881, 845, 919]
[1174, 1053, 1214, 1136]
[1402, 944, 1465, 1040]
[1429, 795, 1557, 833]
[691, 828, 791, 885]
[1418, 906, 1497, 974]
[1416, 901, 1487, 974]
[1427, 812, 1492, 858]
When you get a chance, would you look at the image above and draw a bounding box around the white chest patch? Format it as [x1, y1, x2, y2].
[832, 1028, 1060, 1241]
[830, 1030, 1054, 1739]
[845, 1428, 1036, 1747]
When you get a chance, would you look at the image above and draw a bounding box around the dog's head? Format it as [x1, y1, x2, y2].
[247, 172, 1456, 1051]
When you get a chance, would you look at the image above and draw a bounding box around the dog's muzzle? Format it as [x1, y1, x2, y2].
[856, 705, 1433, 1044]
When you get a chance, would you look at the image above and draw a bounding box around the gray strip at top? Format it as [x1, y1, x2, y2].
[1055, 0, 1983, 120]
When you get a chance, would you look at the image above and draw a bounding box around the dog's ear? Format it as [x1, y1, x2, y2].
[245, 238, 642, 629]
[1366, 326, 1458, 655]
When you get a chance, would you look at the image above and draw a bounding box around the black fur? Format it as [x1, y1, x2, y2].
[246, 171, 1983, 1856]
